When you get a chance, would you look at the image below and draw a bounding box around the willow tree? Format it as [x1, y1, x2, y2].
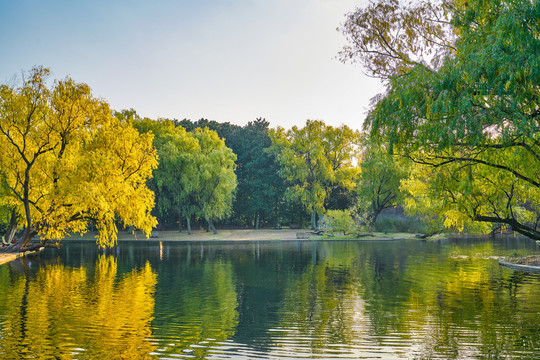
[340, 0, 540, 238]
[132, 116, 237, 235]
[0, 67, 157, 249]
[356, 136, 410, 230]
[270, 120, 360, 229]
[191, 127, 237, 233]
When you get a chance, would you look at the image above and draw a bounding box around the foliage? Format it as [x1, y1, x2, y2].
[178, 118, 288, 228]
[401, 154, 537, 236]
[339, 0, 455, 79]
[230, 119, 286, 229]
[0, 67, 157, 248]
[269, 120, 360, 229]
[356, 136, 410, 230]
[192, 127, 237, 227]
[341, 0, 540, 239]
[131, 115, 237, 233]
[324, 209, 362, 236]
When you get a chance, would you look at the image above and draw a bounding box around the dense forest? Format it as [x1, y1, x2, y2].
[0, 0, 539, 250]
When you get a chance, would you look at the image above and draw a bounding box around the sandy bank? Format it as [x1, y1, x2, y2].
[66, 229, 307, 242]
[64, 229, 417, 242]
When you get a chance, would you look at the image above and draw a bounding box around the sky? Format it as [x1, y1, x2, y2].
[0, 0, 383, 130]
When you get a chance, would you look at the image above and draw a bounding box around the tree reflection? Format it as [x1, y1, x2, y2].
[1, 240, 540, 359]
[0, 255, 157, 360]
[152, 258, 239, 358]
[276, 242, 369, 353]
[262, 240, 540, 358]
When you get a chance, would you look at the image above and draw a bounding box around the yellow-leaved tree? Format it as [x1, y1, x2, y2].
[0, 66, 157, 249]
[269, 120, 360, 229]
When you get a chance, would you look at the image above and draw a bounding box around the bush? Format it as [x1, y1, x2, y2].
[323, 210, 358, 236]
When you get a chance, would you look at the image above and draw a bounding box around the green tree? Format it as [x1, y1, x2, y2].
[178, 118, 287, 229]
[192, 127, 237, 233]
[0, 67, 157, 249]
[340, 0, 540, 239]
[356, 137, 409, 230]
[132, 116, 237, 234]
[400, 160, 496, 237]
[324, 209, 359, 236]
[270, 120, 360, 229]
[230, 119, 285, 229]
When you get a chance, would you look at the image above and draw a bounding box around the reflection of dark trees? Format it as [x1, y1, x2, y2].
[21, 238, 540, 358]
[145, 241, 315, 353]
[231, 242, 314, 349]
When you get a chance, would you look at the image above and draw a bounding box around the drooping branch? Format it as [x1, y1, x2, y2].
[412, 154, 540, 189]
[474, 214, 540, 241]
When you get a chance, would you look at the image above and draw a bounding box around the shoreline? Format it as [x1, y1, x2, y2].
[0, 247, 45, 266]
[0, 253, 22, 266]
[63, 229, 419, 242]
[0, 230, 420, 266]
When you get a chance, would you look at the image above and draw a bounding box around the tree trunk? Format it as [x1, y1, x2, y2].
[310, 207, 317, 230]
[186, 215, 192, 235]
[367, 208, 383, 232]
[21, 227, 36, 248]
[2, 210, 19, 246]
[274, 196, 279, 228]
[255, 211, 260, 230]
[208, 219, 217, 234]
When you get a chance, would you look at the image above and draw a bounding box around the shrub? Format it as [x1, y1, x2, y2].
[324, 210, 357, 236]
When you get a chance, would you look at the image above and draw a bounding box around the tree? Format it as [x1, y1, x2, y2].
[324, 209, 359, 236]
[132, 116, 237, 234]
[177, 118, 287, 229]
[191, 127, 237, 233]
[128, 115, 197, 229]
[0, 67, 158, 249]
[340, 0, 540, 239]
[356, 137, 409, 230]
[227, 119, 285, 229]
[400, 160, 498, 237]
[270, 120, 360, 229]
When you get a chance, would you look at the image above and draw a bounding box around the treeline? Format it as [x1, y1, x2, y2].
[0, 66, 405, 249]
[118, 112, 289, 231]
[2, 0, 539, 249]
[116, 111, 369, 231]
[121, 112, 419, 236]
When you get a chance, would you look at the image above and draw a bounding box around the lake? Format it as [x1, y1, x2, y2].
[0, 237, 539, 359]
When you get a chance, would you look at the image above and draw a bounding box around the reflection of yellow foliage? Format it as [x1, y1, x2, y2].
[0, 256, 157, 359]
[85, 256, 157, 359]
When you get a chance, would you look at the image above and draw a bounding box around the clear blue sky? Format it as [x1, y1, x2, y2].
[0, 0, 382, 130]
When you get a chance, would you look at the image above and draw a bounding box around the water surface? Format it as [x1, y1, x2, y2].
[0, 237, 539, 359]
